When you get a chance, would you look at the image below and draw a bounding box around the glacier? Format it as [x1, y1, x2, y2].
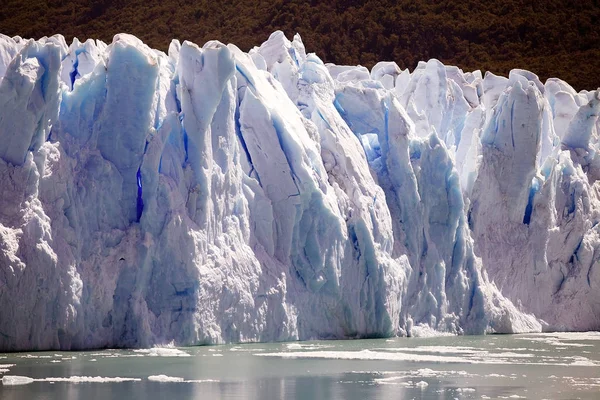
[0, 30, 598, 351]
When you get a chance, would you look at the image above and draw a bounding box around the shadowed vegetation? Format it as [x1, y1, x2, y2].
[1, 0, 599, 90]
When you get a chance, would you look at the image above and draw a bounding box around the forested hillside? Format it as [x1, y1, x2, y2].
[1, 0, 598, 90]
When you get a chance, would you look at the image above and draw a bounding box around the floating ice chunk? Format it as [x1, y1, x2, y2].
[285, 343, 333, 350]
[134, 347, 191, 357]
[38, 376, 142, 383]
[2, 375, 34, 385]
[0, 364, 15, 374]
[148, 375, 219, 383]
[148, 375, 184, 382]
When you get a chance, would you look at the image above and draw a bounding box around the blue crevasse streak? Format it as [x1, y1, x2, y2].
[136, 167, 144, 222]
[523, 178, 540, 225]
[69, 56, 79, 90]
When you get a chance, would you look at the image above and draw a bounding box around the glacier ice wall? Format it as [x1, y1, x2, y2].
[0, 30, 597, 351]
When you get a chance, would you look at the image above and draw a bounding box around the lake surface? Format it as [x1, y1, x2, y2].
[0, 332, 599, 399]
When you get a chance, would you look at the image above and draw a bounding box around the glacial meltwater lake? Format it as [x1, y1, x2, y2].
[0, 333, 599, 399]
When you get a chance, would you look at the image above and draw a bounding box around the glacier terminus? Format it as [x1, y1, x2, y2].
[0, 31, 598, 351]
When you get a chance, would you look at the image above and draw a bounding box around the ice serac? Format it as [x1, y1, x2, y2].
[470, 74, 600, 330]
[2, 30, 600, 351]
[0, 38, 62, 166]
[333, 77, 537, 335]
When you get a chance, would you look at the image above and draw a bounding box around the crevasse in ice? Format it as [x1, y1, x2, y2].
[0, 30, 598, 351]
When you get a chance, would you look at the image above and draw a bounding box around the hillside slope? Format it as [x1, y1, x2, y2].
[0, 0, 599, 90]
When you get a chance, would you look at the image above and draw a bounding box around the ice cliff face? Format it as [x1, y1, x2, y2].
[0, 30, 597, 351]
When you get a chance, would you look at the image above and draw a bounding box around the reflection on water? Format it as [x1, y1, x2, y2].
[1, 333, 599, 399]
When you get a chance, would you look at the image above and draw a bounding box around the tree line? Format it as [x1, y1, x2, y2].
[1, 0, 598, 90]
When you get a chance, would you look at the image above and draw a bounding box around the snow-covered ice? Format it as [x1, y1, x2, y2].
[0, 30, 598, 351]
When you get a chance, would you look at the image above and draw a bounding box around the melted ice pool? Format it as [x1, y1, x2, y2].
[1, 333, 599, 399]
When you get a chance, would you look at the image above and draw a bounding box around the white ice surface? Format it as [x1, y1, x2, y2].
[256, 348, 598, 366]
[133, 347, 191, 357]
[0, 30, 598, 351]
[36, 376, 142, 383]
[148, 375, 184, 382]
[1, 375, 142, 385]
[147, 375, 218, 383]
[2, 375, 34, 385]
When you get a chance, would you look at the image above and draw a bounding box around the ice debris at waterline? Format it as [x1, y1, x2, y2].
[0, 30, 599, 351]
